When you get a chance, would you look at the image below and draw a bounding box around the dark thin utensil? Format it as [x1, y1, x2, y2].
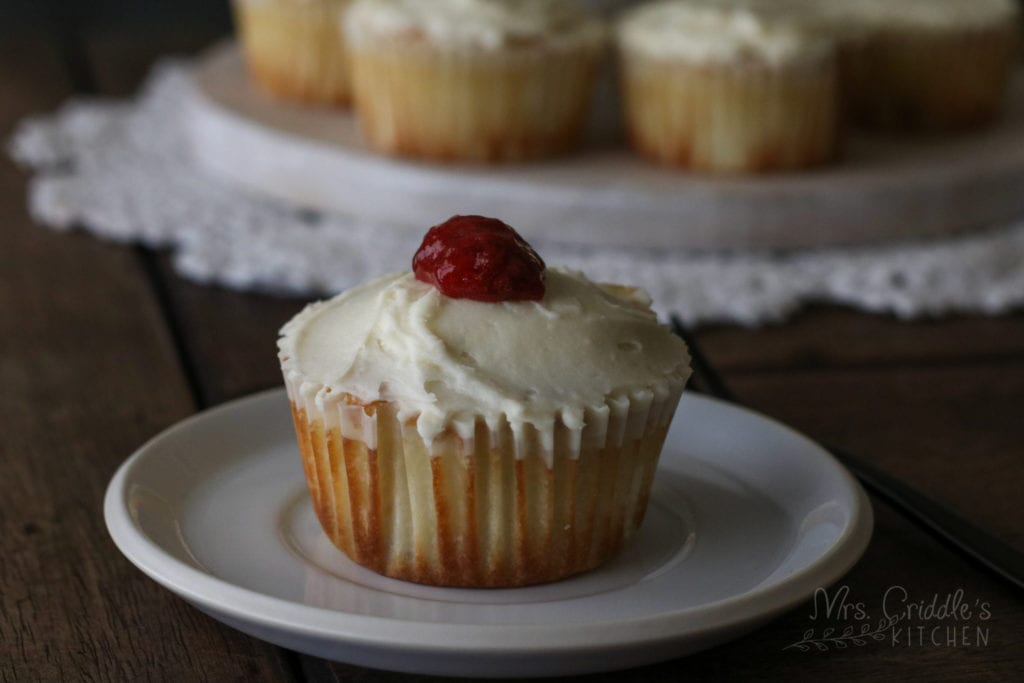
[671, 315, 1024, 594]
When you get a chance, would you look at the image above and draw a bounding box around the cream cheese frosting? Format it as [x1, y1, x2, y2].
[278, 268, 690, 448]
[344, 0, 605, 50]
[617, 0, 834, 64]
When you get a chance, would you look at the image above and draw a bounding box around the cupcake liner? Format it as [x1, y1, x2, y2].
[841, 23, 1019, 131]
[232, 0, 352, 106]
[283, 371, 686, 587]
[620, 52, 839, 173]
[348, 40, 602, 162]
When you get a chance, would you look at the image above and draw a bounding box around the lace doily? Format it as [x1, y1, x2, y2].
[9, 60, 1024, 325]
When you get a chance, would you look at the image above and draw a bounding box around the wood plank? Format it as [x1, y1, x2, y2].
[730, 362, 1024, 544]
[699, 306, 1024, 373]
[147, 256, 308, 405]
[0, 35, 290, 681]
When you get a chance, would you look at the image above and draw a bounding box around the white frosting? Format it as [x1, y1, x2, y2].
[617, 0, 834, 65]
[278, 268, 690, 447]
[815, 0, 1019, 31]
[345, 0, 605, 50]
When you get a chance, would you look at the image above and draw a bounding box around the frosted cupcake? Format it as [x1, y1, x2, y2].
[617, 0, 839, 173]
[344, 0, 606, 162]
[233, 0, 352, 106]
[815, 0, 1021, 131]
[278, 216, 690, 587]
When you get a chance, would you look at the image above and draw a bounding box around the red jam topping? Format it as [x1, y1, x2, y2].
[413, 215, 546, 302]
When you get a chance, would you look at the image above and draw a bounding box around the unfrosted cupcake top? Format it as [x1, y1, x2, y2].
[814, 0, 1019, 31]
[278, 268, 690, 444]
[617, 0, 834, 65]
[345, 0, 605, 50]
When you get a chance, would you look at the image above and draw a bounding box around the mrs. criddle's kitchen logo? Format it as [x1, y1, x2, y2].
[783, 585, 992, 652]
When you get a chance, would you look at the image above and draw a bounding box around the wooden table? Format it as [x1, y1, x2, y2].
[3, 21, 1023, 683]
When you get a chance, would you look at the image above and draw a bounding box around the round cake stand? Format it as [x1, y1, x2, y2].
[187, 43, 1024, 251]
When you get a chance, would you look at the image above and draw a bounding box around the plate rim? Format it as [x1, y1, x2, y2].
[104, 387, 873, 654]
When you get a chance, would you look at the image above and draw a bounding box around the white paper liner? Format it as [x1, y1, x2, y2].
[282, 366, 686, 587]
[620, 49, 839, 171]
[347, 39, 604, 161]
[283, 365, 687, 465]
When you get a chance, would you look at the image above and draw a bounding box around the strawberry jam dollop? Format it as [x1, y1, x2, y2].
[413, 215, 546, 302]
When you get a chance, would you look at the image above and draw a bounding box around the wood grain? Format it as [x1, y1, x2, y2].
[0, 35, 290, 682]
[699, 306, 1024, 372]
[148, 255, 309, 406]
[732, 363, 1024, 544]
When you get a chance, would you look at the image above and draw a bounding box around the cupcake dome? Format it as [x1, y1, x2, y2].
[278, 218, 690, 587]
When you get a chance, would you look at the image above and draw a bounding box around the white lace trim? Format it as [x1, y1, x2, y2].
[9, 60, 1024, 325]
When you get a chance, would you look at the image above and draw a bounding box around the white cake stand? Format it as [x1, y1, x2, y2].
[186, 43, 1024, 251]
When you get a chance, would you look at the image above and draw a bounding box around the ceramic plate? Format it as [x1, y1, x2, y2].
[105, 388, 872, 677]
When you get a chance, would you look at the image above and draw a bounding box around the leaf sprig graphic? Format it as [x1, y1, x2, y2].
[783, 614, 903, 652]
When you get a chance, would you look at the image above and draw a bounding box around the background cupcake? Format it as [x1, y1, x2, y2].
[344, 0, 606, 162]
[617, 0, 840, 173]
[278, 216, 690, 587]
[816, 0, 1021, 131]
[233, 0, 352, 106]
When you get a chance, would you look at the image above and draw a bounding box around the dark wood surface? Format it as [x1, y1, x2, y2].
[3, 19, 1024, 683]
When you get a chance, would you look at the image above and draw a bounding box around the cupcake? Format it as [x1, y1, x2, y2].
[814, 0, 1021, 131]
[278, 216, 691, 587]
[344, 0, 606, 162]
[617, 0, 840, 173]
[233, 0, 352, 106]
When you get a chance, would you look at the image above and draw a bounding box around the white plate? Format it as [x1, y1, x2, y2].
[105, 388, 872, 678]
